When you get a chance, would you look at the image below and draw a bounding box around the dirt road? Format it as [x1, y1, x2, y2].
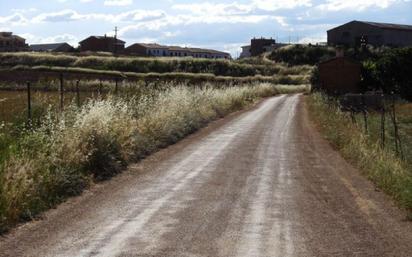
[1, 95, 411, 257]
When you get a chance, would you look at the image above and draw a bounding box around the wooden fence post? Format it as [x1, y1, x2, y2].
[27, 81, 31, 122]
[362, 94, 368, 134]
[380, 104, 385, 149]
[99, 79, 103, 95]
[59, 73, 64, 111]
[76, 80, 80, 107]
[391, 94, 404, 159]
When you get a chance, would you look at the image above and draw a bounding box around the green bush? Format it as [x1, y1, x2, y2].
[362, 47, 412, 101]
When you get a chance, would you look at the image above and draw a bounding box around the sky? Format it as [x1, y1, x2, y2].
[1, 0, 411, 57]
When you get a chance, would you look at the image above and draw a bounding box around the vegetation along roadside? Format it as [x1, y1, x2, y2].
[307, 93, 412, 218]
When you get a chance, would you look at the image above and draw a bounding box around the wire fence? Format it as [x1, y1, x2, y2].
[339, 93, 411, 164]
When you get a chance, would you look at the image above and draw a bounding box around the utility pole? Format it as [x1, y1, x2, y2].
[114, 26, 118, 55]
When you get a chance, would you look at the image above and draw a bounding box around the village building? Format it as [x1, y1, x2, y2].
[0, 32, 28, 52]
[125, 43, 231, 59]
[328, 20, 412, 47]
[29, 43, 74, 52]
[79, 35, 125, 53]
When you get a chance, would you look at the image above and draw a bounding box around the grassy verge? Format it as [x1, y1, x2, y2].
[307, 93, 412, 214]
[0, 83, 308, 232]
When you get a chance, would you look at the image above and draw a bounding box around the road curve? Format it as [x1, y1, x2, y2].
[1, 95, 412, 257]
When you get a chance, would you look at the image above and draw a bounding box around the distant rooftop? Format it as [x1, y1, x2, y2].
[330, 21, 412, 32]
[130, 43, 229, 55]
[359, 21, 412, 31]
[29, 43, 72, 51]
[0, 32, 25, 41]
[79, 36, 125, 44]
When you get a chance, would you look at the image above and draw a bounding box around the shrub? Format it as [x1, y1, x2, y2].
[362, 47, 412, 101]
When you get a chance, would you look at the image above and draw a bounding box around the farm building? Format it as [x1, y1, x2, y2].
[29, 43, 74, 52]
[317, 50, 362, 95]
[328, 20, 412, 47]
[79, 35, 125, 53]
[0, 32, 28, 52]
[125, 43, 231, 59]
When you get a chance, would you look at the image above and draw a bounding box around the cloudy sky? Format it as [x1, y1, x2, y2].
[1, 0, 411, 56]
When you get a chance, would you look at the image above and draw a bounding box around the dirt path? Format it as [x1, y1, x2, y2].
[1, 95, 411, 257]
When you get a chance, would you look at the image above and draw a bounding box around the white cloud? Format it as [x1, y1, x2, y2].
[31, 9, 166, 23]
[172, 3, 253, 15]
[298, 34, 327, 44]
[252, 0, 312, 11]
[104, 0, 133, 6]
[0, 13, 29, 26]
[21, 33, 79, 46]
[317, 0, 406, 11]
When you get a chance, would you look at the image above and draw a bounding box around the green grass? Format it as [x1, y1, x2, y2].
[308, 93, 412, 214]
[0, 82, 308, 233]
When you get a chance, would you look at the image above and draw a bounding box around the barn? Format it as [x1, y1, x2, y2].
[317, 52, 362, 95]
[328, 20, 412, 47]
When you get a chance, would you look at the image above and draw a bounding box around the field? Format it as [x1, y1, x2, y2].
[308, 93, 412, 214]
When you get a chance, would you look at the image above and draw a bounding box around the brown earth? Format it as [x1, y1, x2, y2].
[0, 95, 411, 257]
